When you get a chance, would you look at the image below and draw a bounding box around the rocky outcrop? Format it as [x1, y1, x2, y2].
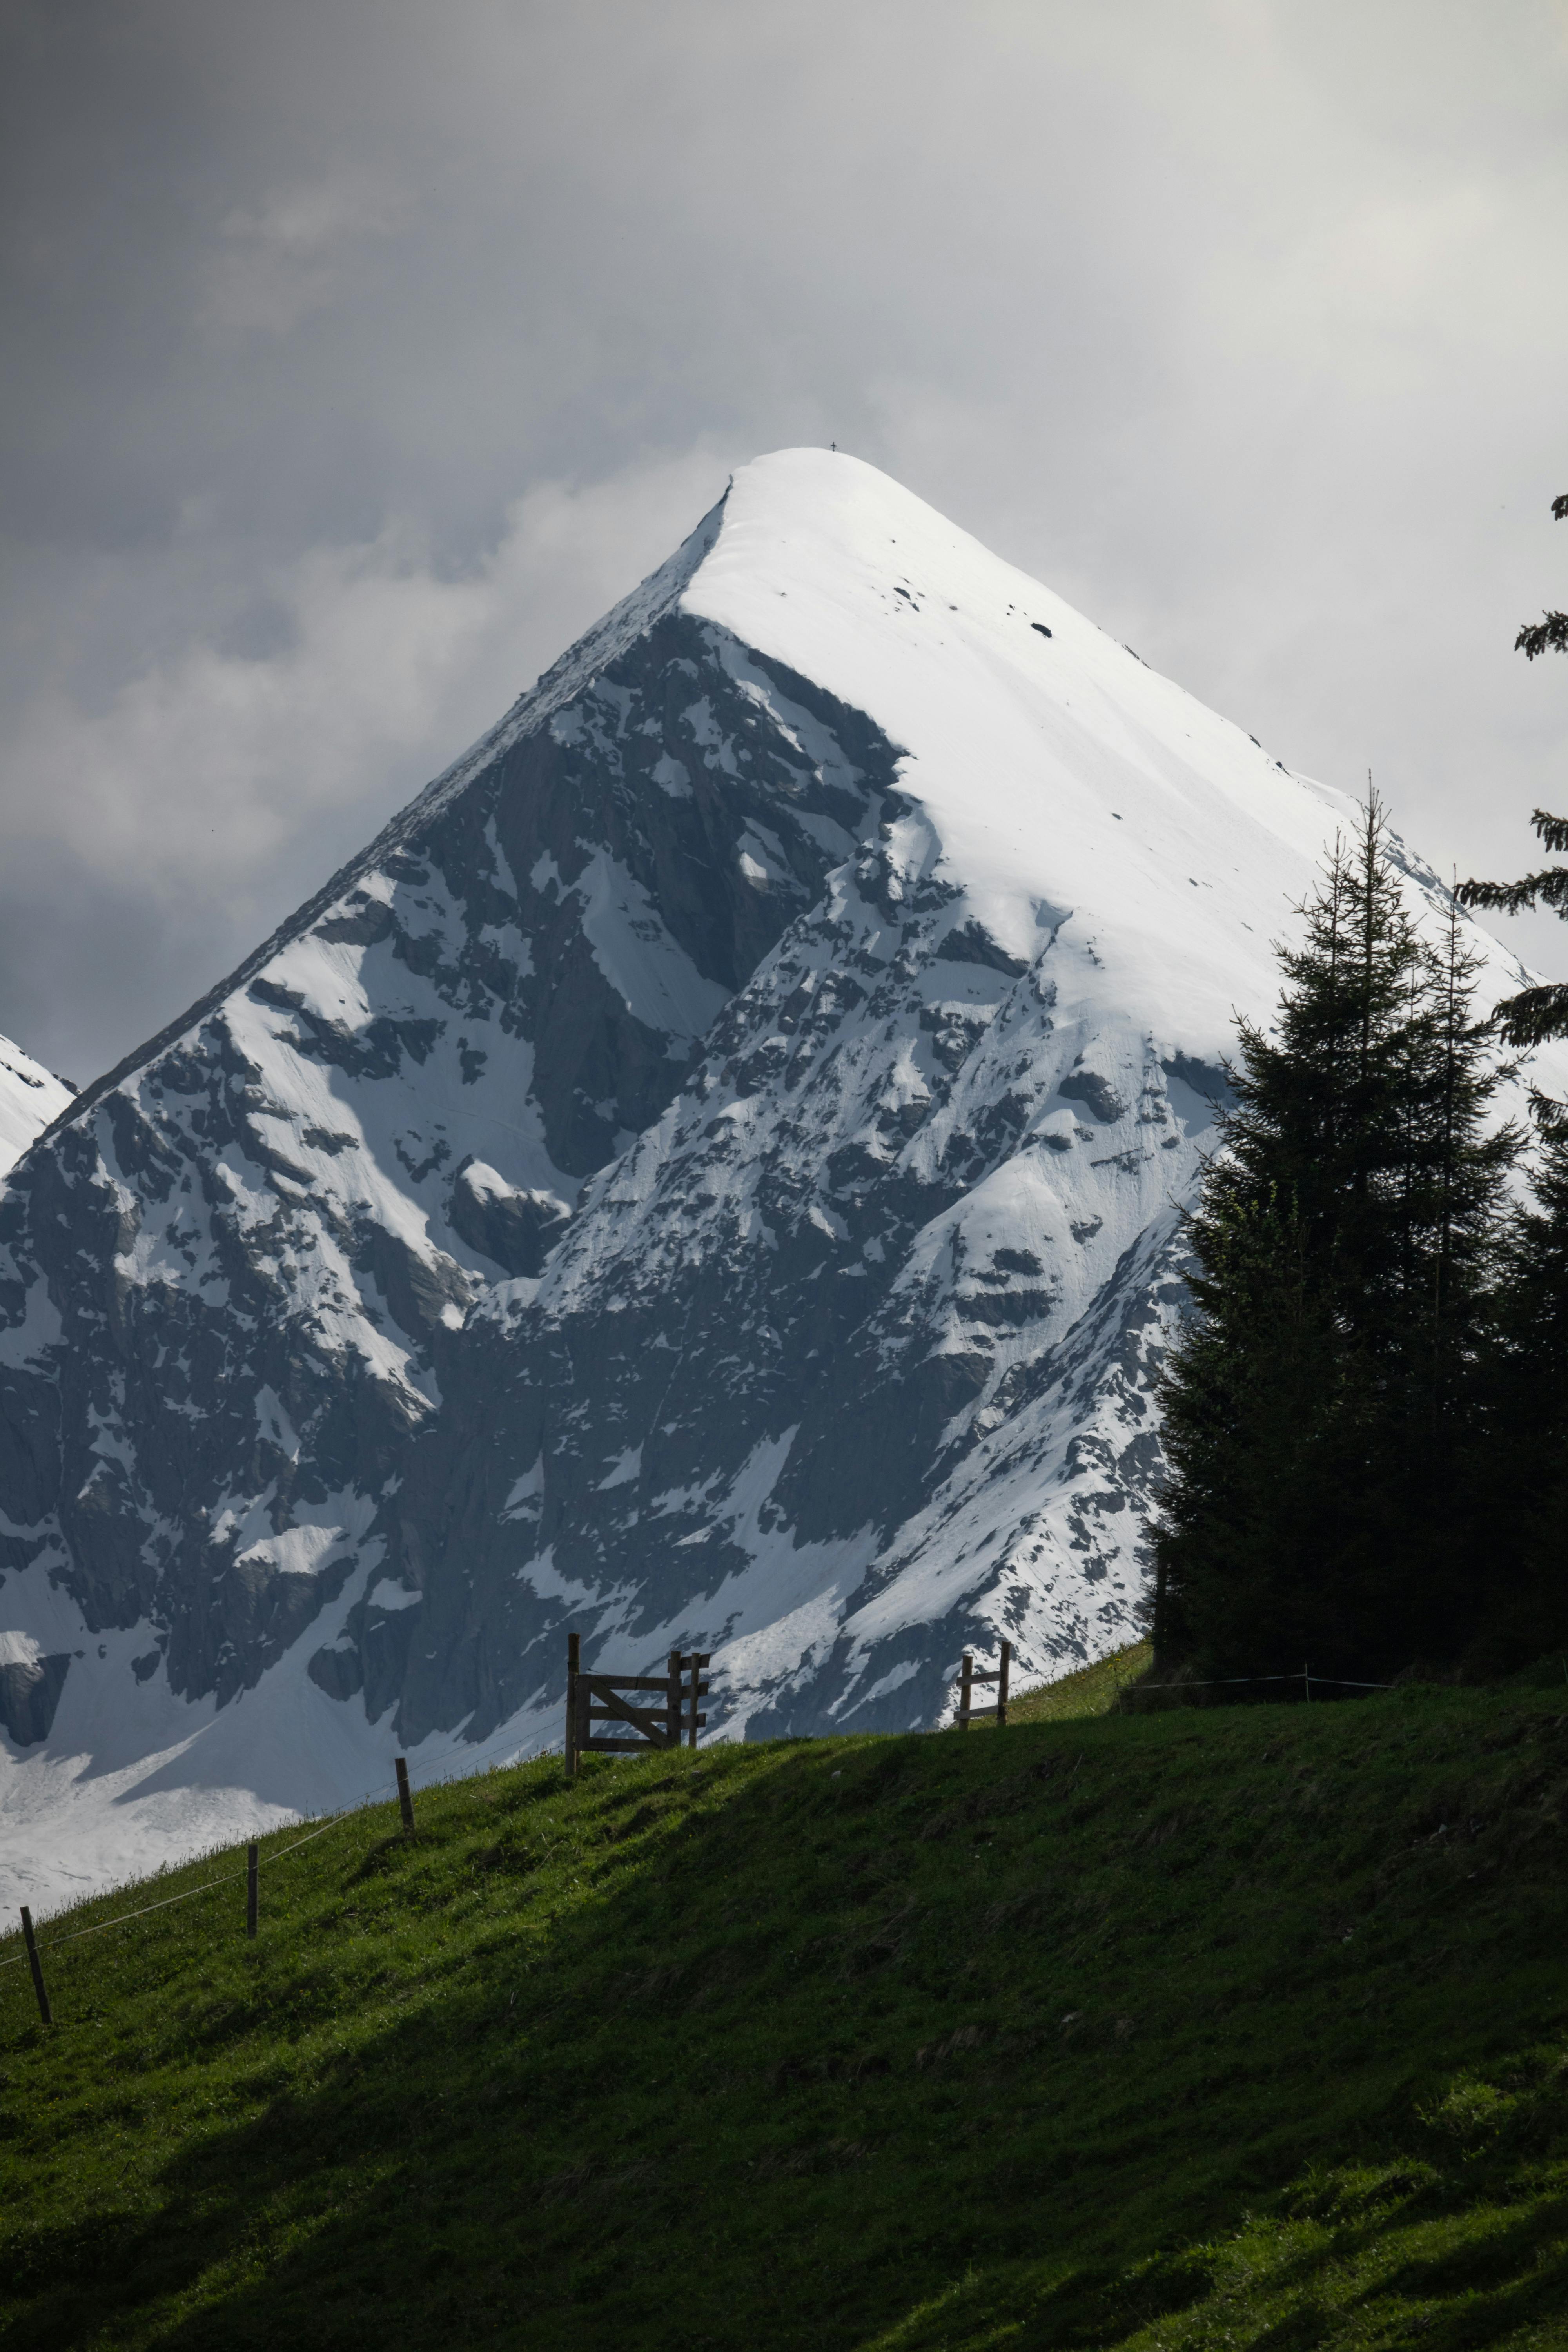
[0, 1637, 71, 1746]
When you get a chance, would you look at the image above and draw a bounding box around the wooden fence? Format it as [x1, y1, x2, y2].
[9, 1635, 1055, 2024]
[11, 1644, 716, 2022]
[564, 1633, 710, 1775]
[955, 1640, 1011, 1729]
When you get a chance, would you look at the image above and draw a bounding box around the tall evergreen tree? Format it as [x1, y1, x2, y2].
[1459, 1126, 1568, 1671]
[1153, 799, 1514, 1684]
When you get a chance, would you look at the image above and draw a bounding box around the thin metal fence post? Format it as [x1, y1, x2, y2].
[997, 1639, 1011, 1728]
[19, 1907, 51, 2025]
[565, 1632, 581, 1778]
[1304, 1664, 1312, 1704]
[246, 1843, 258, 1939]
[395, 1755, 416, 1833]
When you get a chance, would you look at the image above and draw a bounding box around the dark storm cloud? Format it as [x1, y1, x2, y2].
[3, 0, 1568, 1080]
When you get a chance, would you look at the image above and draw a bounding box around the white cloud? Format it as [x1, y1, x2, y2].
[6, 0, 1568, 1070]
[4, 445, 730, 904]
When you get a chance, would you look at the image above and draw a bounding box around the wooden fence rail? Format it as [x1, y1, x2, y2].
[956, 1641, 1011, 1730]
[564, 1633, 711, 1776]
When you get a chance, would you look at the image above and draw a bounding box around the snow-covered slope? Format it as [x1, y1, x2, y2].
[0, 1034, 71, 1178]
[2, 451, 1559, 1911]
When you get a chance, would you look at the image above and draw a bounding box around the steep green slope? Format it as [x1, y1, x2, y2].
[1000, 1640, 1153, 1726]
[3, 1681, 1568, 2351]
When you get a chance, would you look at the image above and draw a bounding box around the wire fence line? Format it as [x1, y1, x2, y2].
[5, 1657, 1403, 2004]
[0, 1869, 250, 1969]
[1125, 1669, 1393, 1696]
[0, 1724, 538, 1976]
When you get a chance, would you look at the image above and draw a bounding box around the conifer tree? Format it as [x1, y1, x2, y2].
[1153, 798, 1514, 1683]
[1460, 1126, 1568, 1670]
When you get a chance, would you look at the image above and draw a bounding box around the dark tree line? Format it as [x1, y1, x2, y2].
[1152, 494, 1568, 1685]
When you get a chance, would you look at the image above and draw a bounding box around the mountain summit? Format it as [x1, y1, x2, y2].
[0, 452, 1553, 1907]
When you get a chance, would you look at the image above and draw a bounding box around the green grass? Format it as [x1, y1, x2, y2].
[995, 1639, 1154, 1726]
[4, 1681, 1568, 2350]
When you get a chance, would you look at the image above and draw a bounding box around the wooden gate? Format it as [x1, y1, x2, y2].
[564, 1633, 710, 1776]
[956, 1639, 1011, 1729]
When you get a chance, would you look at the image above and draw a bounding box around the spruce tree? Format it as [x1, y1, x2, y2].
[1153, 798, 1514, 1684]
[1460, 1126, 1568, 1670]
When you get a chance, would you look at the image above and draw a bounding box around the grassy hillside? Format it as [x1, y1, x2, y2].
[4, 1667, 1568, 2351]
[1000, 1640, 1153, 1726]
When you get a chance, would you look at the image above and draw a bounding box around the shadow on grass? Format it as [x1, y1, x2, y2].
[7, 1711, 1568, 2352]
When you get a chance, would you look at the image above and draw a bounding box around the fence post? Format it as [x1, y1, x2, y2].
[395, 1755, 416, 1833]
[686, 1651, 701, 1750]
[1303, 1664, 1312, 1704]
[958, 1652, 974, 1730]
[997, 1639, 1012, 1728]
[575, 1659, 592, 1768]
[667, 1649, 682, 1749]
[564, 1632, 580, 1778]
[18, 1907, 51, 2025]
[246, 1843, 258, 1939]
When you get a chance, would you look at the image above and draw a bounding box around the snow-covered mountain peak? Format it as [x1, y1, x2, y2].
[684, 450, 1352, 1049]
[3, 449, 1561, 1912]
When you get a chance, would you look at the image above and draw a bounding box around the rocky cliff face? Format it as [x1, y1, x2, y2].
[1, 451, 1554, 1908]
[382, 825, 1204, 1753]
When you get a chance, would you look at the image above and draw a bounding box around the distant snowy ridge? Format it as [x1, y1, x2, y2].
[0, 1034, 73, 1178]
[2, 450, 1561, 1914]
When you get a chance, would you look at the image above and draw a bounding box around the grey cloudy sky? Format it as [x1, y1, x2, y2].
[3, 0, 1567, 1083]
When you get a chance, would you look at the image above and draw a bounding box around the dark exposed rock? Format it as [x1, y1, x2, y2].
[1058, 1069, 1126, 1124]
[448, 1160, 572, 1279]
[0, 1651, 70, 1746]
